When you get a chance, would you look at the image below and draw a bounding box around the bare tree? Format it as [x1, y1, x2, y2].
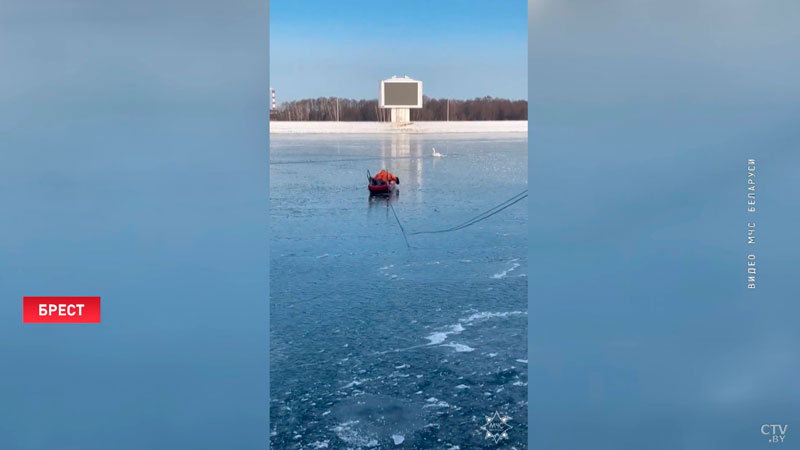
[272, 96, 527, 121]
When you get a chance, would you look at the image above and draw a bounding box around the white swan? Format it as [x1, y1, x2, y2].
[432, 147, 444, 157]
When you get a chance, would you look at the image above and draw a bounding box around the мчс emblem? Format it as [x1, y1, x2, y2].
[480, 411, 512, 443]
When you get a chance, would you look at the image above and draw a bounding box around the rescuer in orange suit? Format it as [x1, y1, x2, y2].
[373, 169, 399, 185]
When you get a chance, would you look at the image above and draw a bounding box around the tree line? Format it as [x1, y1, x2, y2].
[270, 96, 527, 121]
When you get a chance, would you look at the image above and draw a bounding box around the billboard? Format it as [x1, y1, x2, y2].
[380, 78, 423, 108]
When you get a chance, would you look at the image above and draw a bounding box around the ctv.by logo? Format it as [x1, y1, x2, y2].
[762, 424, 788, 444]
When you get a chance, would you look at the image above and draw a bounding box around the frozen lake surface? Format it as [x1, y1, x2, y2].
[270, 133, 528, 449]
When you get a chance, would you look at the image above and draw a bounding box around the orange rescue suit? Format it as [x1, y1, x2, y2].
[373, 170, 398, 183]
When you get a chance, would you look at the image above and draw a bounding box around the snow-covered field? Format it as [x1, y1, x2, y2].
[269, 120, 527, 134]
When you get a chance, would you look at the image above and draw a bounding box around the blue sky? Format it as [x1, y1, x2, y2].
[270, 0, 527, 101]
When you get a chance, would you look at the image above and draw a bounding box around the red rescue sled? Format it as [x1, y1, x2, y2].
[368, 181, 397, 194]
[367, 170, 399, 195]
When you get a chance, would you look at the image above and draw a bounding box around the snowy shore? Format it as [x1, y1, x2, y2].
[269, 120, 527, 134]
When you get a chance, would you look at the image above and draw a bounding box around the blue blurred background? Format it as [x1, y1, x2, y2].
[0, 1, 268, 448]
[531, 1, 800, 448]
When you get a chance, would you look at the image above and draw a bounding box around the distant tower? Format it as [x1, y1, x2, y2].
[379, 76, 423, 124]
[270, 88, 277, 110]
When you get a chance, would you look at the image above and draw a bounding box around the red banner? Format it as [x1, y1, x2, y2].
[23, 297, 101, 323]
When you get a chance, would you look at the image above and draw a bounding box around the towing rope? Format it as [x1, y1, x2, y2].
[390, 203, 411, 248]
[387, 189, 527, 246]
[408, 189, 528, 235]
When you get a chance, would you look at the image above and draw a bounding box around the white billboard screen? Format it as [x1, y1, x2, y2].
[380, 80, 422, 108]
